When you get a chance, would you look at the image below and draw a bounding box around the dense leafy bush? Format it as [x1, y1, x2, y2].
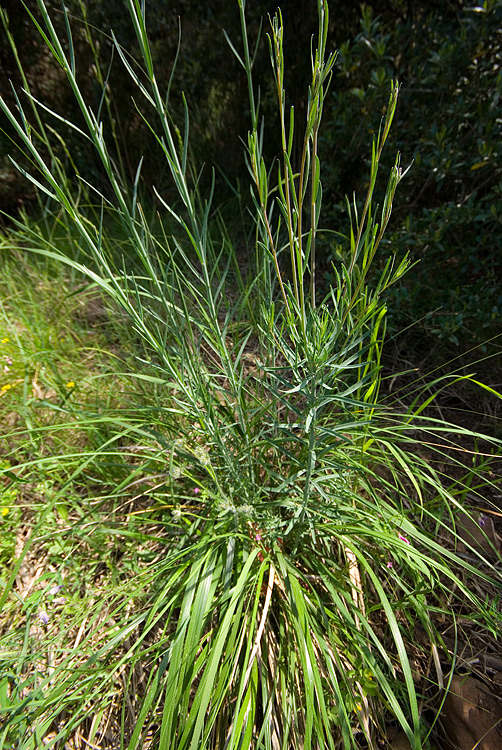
[320, 1, 502, 344]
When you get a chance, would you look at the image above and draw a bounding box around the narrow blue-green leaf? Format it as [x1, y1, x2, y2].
[61, 0, 75, 74]
[7, 158, 57, 199]
[287, 105, 295, 157]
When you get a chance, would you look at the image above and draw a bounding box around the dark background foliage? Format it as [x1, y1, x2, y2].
[1, 0, 501, 351]
[320, 1, 502, 349]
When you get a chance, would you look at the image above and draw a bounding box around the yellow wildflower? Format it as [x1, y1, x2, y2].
[1, 338, 9, 344]
[1, 383, 12, 392]
[1, 507, 9, 517]
[65, 381, 75, 388]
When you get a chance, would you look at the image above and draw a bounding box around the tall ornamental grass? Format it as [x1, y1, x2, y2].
[0, 1, 500, 748]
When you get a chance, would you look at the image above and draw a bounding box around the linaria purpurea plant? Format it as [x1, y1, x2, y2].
[0, 1, 500, 748]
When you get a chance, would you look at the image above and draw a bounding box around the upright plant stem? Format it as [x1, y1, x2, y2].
[238, 0, 258, 131]
[310, 122, 319, 307]
[270, 14, 300, 312]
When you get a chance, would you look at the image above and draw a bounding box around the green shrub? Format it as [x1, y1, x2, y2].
[320, 1, 502, 345]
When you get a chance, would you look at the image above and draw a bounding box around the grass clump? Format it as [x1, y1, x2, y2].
[0, 1, 501, 749]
